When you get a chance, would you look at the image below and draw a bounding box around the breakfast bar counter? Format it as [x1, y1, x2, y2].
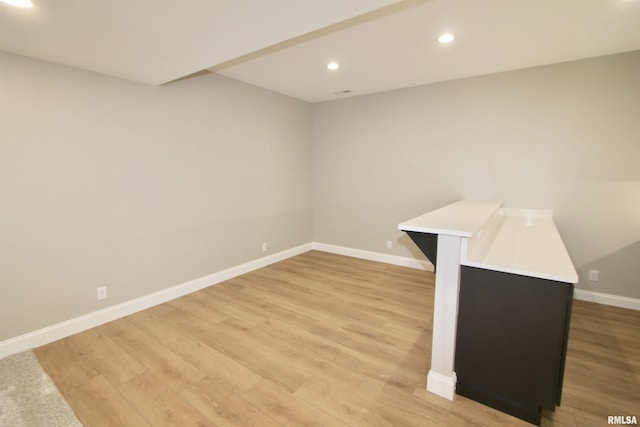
[399, 200, 577, 425]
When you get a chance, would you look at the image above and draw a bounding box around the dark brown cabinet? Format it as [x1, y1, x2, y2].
[455, 266, 574, 425]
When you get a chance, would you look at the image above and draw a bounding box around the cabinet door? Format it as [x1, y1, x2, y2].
[455, 266, 572, 420]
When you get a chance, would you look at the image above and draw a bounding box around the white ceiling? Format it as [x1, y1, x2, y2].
[0, 0, 400, 85]
[1, 0, 639, 103]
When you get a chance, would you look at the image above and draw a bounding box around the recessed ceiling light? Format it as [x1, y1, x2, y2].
[327, 62, 340, 71]
[0, 0, 33, 7]
[437, 33, 455, 44]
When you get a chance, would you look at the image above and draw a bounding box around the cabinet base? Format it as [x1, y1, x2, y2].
[456, 382, 542, 426]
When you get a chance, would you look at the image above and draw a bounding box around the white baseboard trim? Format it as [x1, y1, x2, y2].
[312, 243, 640, 313]
[311, 242, 434, 271]
[0, 243, 313, 359]
[4, 242, 636, 359]
[573, 289, 640, 311]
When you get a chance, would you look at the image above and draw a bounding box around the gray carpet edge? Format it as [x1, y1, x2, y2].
[0, 350, 83, 427]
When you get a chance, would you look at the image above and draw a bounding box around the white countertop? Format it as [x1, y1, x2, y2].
[398, 200, 503, 237]
[399, 201, 578, 284]
[462, 209, 579, 283]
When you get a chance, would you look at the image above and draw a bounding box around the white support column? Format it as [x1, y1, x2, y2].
[398, 200, 503, 400]
[426, 233, 463, 400]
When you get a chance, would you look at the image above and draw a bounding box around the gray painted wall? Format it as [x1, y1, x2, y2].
[2, 50, 638, 344]
[0, 52, 313, 341]
[312, 51, 640, 299]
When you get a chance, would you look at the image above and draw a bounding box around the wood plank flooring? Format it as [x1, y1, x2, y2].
[34, 251, 640, 426]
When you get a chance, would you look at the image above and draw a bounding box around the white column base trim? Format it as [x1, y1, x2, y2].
[427, 370, 457, 400]
[574, 289, 640, 311]
[0, 243, 313, 359]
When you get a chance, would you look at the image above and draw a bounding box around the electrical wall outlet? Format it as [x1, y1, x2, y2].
[262, 242, 268, 252]
[97, 286, 108, 300]
[387, 240, 393, 249]
[588, 270, 599, 282]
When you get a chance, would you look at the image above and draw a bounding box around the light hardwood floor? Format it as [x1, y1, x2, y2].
[34, 251, 640, 426]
